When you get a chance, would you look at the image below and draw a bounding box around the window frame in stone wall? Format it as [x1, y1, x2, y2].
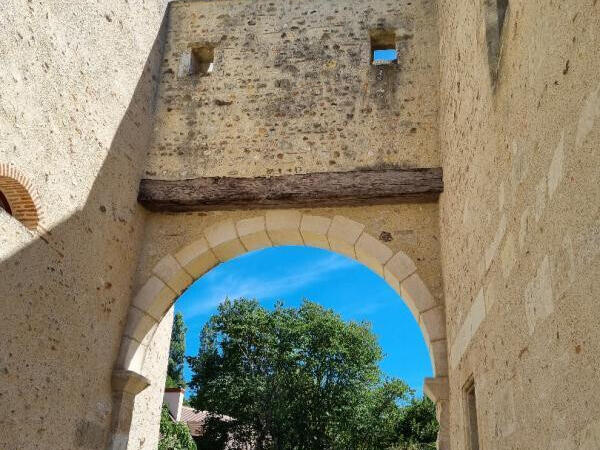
[462, 376, 481, 450]
[369, 29, 398, 65]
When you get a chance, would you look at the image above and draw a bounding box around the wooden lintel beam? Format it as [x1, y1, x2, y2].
[138, 167, 443, 212]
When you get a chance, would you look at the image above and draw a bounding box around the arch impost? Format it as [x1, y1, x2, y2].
[111, 369, 150, 395]
[423, 376, 449, 403]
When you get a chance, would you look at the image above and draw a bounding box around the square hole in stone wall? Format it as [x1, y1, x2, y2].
[370, 30, 397, 65]
[190, 46, 214, 75]
[463, 377, 480, 450]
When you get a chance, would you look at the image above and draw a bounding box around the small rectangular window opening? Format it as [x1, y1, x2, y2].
[370, 30, 397, 65]
[191, 46, 214, 75]
[463, 377, 480, 450]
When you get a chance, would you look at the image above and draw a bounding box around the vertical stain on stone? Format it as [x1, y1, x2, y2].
[547, 130, 565, 199]
[575, 84, 600, 150]
[524, 255, 554, 335]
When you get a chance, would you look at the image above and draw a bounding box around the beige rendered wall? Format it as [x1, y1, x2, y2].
[145, 0, 440, 179]
[0, 1, 169, 448]
[127, 307, 174, 450]
[438, 1, 600, 449]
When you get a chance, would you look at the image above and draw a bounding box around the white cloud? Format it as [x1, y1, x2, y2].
[183, 253, 359, 318]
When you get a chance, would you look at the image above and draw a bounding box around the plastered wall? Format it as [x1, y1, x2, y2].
[0, 1, 169, 448]
[145, 0, 440, 179]
[437, 1, 600, 448]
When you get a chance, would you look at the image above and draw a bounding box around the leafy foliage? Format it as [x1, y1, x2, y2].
[158, 405, 197, 450]
[187, 298, 438, 449]
[167, 312, 187, 388]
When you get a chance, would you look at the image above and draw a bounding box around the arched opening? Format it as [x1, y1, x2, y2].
[110, 213, 449, 449]
[0, 190, 12, 215]
[0, 166, 40, 231]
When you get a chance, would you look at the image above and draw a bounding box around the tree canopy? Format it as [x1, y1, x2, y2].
[187, 298, 437, 450]
[158, 405, 197, 450]
[167, 311, 187, 388]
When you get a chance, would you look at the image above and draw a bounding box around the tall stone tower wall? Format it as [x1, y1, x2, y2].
[438, 1, 600, 448]
[0, 1, 169, 448]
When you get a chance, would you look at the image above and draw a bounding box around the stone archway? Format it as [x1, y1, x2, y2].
[110, 211, 449, 449]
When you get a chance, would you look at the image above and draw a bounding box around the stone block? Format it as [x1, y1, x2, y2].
[328, 215, 364, 258]
[429, 339, 449, 377]
[300, 214, 331, 249]
[265, 210, 303, 245]
[204, 220, 246, 261]
[152, 254, 193, 294]
[400, 273, 436, 313]
[174, 238, 218, 278]
[420, 305, 446, 342]
[355, 232, 393, 275]
[470, 288, 486, 337]
[132, 276, 177, 321]
[116, 337, 147, 373]
[384, 250, 417, 287]
[236, 216, 273, 251]
[123, 307, 158, 343]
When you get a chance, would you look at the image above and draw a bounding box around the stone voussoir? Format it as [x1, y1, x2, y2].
[300, 214, 332, 249]
[204, 219, 246, 261]
[327, 215, 365, 258]
[173, 237, 219, 279]
[265, 210, 303, 245]
[355, 232, 394, 275]
[236, 216, 273, 251]
[132, 276, 177, 321]
[152, 254, 193, 294]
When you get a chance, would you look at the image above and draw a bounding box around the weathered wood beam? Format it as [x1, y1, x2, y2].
[138, 167, 443, 212]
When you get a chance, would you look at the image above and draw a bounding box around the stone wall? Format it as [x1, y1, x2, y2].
[438, 0, 600, 448]
[0, 1, 169, 448]
[145, 0, 440, 179]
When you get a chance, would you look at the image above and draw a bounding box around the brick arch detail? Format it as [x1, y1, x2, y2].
[0, 164, 42, 231]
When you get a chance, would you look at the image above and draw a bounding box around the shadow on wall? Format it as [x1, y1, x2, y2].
[0, 12, 168, 450]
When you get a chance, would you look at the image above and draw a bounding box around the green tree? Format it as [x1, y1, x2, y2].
[187, 298, 438, 449]
[394, 396, 439, 449]
[158, 405, 197, 450]
[167, 312, 187, 388]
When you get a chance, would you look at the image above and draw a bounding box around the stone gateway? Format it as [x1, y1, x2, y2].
[0, 0, 598, 449]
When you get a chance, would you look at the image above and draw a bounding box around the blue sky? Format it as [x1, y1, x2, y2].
[175, 246, 431, 396]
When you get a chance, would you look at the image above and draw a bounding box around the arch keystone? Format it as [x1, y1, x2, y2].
[300, 214, 331, 249]
[174, 238, 218, 278]
[132, 276, 177, 321]
[265, 210, 303, 245]
[328, 215, 364, 258]
[153, 254, 193, 294]
[236, 216, 273, 251]
[204, 220, 245, 261]
[355, 232, 394, 275]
